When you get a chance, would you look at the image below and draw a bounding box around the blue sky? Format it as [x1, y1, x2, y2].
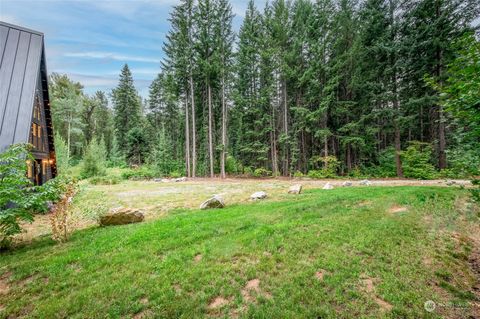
[0, 0, 266, 98]
[2, 1, 477, 99]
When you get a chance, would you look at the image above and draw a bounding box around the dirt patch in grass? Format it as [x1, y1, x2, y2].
[173, 284, 182, 294]
[17, 273, 38, 287]
[315, 270, 327, 281]
[359, 276, 393, 312]
[388, 205, 408, 213]
[241, 278, 271, 302]
[0, 271, 12, 295]
[133, 309, 153, 319]
[468, 237, 480, 302]
[194, 254, 202, 262]
[241, 279, 260, 302]
[208, 296, 231, 309]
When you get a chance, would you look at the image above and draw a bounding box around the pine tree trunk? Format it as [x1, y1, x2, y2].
[324, 136, 328, 158]
[394, 122, 403, 177]
[185, 94, 191, 177]
[220, 76, 227, 179]
[392, 83, 403, 178]
[271, 104, 278, 176]
[190, 75, 196, 178]
[438, 105, 447, 169]
[283, 79, 289, 176]
[208, 84, 214, 178]
[346, 144, 352, 171]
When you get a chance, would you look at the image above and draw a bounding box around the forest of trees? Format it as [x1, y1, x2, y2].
[49, 0, 480, 179]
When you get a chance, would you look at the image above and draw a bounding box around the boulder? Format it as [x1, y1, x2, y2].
[360, 179, 372, 186]
[200, 195, 225, 210]
[153, 178, 162, 182]
[174, 177, 187, 182]
[322, 182, 334, 190]
[100, 208, 145, 226]
[342, 181, 352, 187]
[288, 184, 302, 194]
[251, 191, 267, 200]
[446, 180, 456, 186]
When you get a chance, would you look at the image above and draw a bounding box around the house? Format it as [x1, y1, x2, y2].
[0, 21, 56, 185]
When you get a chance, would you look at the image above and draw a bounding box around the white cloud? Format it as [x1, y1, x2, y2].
[64, 51, 160, 63]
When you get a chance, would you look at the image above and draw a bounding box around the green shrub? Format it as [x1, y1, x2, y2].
[89, 175, 120, 185]
[253, 168, 272, 178]
[445, 147, 480, 177]
[308, 156, 340, 178]
[121, 166, 156, 180]
[226, 156, 240, 175]
[293, 170, 304, 178]
[38, 175, 76, 210]
[471, 178, 480, 203]
[0, 145, 76, 248]
[169, 170, 182, 178]
[0, 144, 37, 248]
[401, 141, 438, 179]
[54, 132, 69, 175]
[307, 170, 326, 179]
[80, 138, 107, 179]
[243, 166, 253, 177]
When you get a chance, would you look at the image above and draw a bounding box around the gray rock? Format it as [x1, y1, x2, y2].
[360, 179, 372, 186]
[342, 181, 353, 187]
[446, 180, 456, 186]
[153, 178, 162, 182]
[251, 191, 267, 200]
[200, 195, 225, 210]
[174, 177, 187, 182]
[288, 184, 302, 194]
[322, 182, 334, 190]
[100, 208, 145, 226]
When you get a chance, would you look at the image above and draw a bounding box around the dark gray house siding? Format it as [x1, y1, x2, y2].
[0, 21, 56, 184]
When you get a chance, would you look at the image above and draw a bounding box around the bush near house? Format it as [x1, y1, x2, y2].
[0, 144, 76, 249]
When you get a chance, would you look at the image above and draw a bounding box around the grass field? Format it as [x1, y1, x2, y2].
[1, 186, 479, 318]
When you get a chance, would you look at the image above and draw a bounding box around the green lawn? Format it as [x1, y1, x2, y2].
[1, 186, 478, 318]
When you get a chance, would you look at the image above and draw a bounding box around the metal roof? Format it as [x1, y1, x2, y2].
[0, 21, 46, 153]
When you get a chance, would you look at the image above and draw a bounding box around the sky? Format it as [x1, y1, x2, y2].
[0, 0, 266, 98]
[1, 0, 477, 99]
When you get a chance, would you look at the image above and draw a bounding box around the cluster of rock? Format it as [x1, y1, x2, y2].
[100, 208, 145, 226]
[154, 177, 187, 183]
[102, 179, 377, 224]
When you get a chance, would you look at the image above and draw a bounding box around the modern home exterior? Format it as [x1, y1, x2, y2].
[0, 21, 56, 185]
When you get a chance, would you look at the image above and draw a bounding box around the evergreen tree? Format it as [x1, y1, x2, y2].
[49, 73, 85, 161]
[111, 64, 142, 160]
[81, 137, 106, 178]
[215, 0, 235, 178]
